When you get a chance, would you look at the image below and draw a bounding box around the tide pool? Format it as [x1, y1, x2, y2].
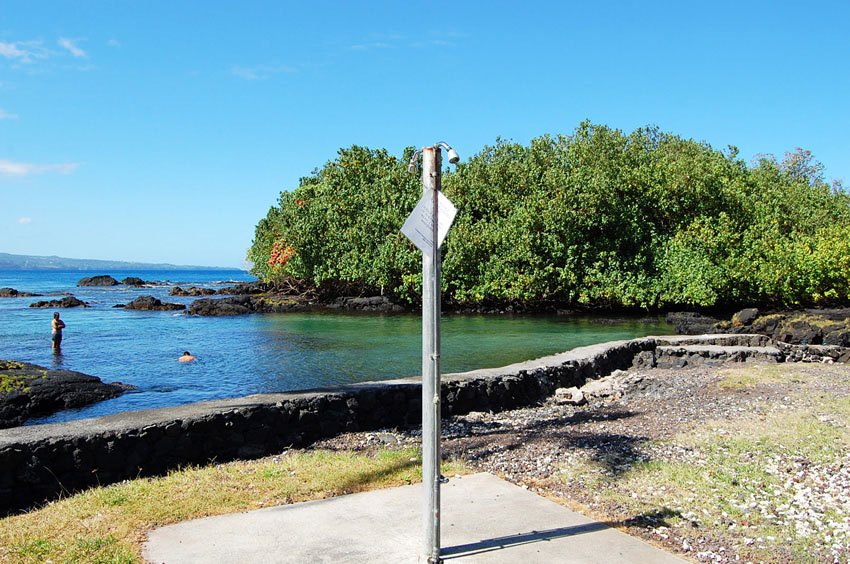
[0, 270, 671, 425]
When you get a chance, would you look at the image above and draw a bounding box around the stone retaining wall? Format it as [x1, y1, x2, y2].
[0, 334, 770, 515]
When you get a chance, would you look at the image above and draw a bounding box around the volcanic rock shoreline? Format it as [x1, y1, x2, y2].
[11, 272, 850, 348]
[667, 307, 850, 349]
[0, 360, 132, 429]
[186, 293, 403, 315]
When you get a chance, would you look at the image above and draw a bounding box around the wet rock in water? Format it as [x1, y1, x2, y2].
[28, 295, 88, 308]
[121, 276, 147, 286]
[0, 360, 133, 429]
[188, 295, 308, 315]
[328, 296, 405, 312]
[122, 295, 186, 311]
[0, 287, 40, 298]
[188, 296, 257, 315]
[77, 275, 119, 287]
[171, 286, 216, 297]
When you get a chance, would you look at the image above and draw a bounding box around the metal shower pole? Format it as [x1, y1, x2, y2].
[420, 145, 442, 564]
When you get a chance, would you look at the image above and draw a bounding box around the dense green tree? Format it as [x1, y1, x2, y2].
[248, 123, 849, 309]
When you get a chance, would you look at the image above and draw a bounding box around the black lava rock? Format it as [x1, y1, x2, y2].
[665, 312, 721, 335]
[121, 277, 146, 286]
[122, 296, 186, 311]
[171, 286, 216, 297]
[77, 275, 120, 287]
[29, 296, 88, 308]
[0, 360, 132, 429]
[0, 287, 40, 298]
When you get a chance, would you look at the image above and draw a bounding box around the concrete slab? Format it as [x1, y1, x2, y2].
[144, 473, 686, 563]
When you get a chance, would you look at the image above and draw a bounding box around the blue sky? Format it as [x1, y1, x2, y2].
[1, 1, 848, 268]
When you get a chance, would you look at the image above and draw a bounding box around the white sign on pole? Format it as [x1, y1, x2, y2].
[401, 190, 457, 255]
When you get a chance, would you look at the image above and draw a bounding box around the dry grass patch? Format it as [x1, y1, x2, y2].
[557, 364, 850, 562]
[0, 448, 467, 564]
[716, 363, 813, 390]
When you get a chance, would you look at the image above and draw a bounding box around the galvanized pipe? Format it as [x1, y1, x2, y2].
[420, 146, 442, 563]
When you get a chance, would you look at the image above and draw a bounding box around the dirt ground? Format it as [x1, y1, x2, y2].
[313, 360, 850, 563]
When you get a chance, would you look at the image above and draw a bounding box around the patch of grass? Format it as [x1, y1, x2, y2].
[0, 361, 24, 371]
[14, 538, 55, 560]
[558, 382, 850, 561]
[261, 297, 298, 307]
[0, 373, 28, 395]
[0, 447, 467, 563]
[717, 363, 812, 389]
[786, 313, 840, 330]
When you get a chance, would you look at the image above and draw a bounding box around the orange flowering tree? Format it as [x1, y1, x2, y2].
[267, 240, 295, 271]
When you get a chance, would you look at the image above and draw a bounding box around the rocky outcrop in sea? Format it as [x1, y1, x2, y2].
[0, 288, 40, 298]
[121, 276, 146, 286]
[171, 286, 216, 297]
[187, 295, 308, 316]
[0, 360, 132, 429]
[77, 275, 120, 286]
[118, 296, 186, 311]
[215, 281, 271, 295]
[28, 295, 88, 308]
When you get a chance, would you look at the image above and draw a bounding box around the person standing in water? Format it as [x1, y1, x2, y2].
[51, 312, 65, 350]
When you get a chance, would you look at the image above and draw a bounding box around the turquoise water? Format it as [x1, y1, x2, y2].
[0, 270, 671, 425]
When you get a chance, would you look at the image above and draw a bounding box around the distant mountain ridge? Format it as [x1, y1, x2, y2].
[0, 253, 235, 271]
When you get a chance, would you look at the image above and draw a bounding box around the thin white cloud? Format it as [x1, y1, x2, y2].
[0, 160, 79, 177]
[349, 32, 402, 52]
[58, 38, 86, 58]
[232, 66, 260, 80]
[0, 40, 48, 64]
[410, 39, 457, 49]
[0, 108, 18, 120]
[231, 64, 297, 80]
[107, 39, 120, 48]
[409, 31, 464, 49]
[0, 42, 26, 59]
[17, 217, 32, 225]
[350, 42, 393, 51]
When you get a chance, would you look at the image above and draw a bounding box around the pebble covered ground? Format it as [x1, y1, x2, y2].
[312, 360, 850, 563]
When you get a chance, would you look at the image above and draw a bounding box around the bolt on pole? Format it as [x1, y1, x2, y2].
[421, 145, 442, 564]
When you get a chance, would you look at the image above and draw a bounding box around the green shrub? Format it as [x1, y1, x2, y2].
[248, 123, 849, 309]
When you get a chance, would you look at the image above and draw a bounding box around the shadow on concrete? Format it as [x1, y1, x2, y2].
[441, 522, 611, 559]
[441, 506, 683, 559]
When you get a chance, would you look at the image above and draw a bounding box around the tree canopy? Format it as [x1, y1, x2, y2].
[248, 122, 850, 310]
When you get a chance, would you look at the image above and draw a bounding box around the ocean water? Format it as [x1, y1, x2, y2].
[0, 269, 672, 425]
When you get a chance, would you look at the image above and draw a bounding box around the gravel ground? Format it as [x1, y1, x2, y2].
[312, 360, 850, 563]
